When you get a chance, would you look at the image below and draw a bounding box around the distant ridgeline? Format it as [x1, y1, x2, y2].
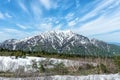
[0, 30, 120, 57]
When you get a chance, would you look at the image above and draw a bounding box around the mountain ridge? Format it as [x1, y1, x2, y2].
[108, 42, 120, 46]
[0, 30, 120, 56]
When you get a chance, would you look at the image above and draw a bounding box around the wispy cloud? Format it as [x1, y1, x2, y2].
[0, 12, 12, 19]
[30, 2, 42, 19]
[39, 0, 51, 10]
[18, 1, 29, 13]
[0, 28, 31, 42]
[37, 20, 62, 32]
[75, 7, 120, 36]
[39, 0, 57, 10]
[7, 0, 11, 3]
[79, 0, 116, 22]
[0, 12, 5, 19]
[75, 0, 80, 8]
[5, 13, 12, 18]
[16, 24, 27, 29]
[65, 13, 74, 21]
[3, 28, 22, 33]
[0, 0, 120, 42]
[78, 17, 113, 35]
[68, 20, 76, 27]
[38, 23, 53, 31]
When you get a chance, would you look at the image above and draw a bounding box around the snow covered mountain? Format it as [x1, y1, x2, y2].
[0, 30, 120, 56]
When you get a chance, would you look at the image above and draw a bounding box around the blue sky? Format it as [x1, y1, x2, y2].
[0, 0, 120, 42]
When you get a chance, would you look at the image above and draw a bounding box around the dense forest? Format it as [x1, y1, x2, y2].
[0, 48, 116, 59]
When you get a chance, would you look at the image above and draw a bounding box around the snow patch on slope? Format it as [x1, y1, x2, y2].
[0, 56, 97, 72]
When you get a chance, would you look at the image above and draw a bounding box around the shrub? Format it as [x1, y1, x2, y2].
[114, 56, 120, 71]
[97, 63, 108, 73]
[39, 64, 45, 73]
[31, 60, 38, 71]
[53, 62, 69, 75]
[85, 64, 94, 69]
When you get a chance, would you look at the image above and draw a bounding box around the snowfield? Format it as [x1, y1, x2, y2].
[0, 56, 97, 72]
[0, 56, 120, 80]
[0, 74, 120, 80]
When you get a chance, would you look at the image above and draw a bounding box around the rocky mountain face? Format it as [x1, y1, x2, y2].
[0, 30, 120, 56]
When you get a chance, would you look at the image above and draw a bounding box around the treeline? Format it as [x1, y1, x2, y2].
[0, 48, 116, 59]
[0, 48, 120, 77]
[0, 48, 26, 58]
[0, 48, 111, 59]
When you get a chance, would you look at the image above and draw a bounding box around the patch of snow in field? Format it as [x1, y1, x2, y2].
[0, 74, 120, 80]
[0, 56, 97, 72]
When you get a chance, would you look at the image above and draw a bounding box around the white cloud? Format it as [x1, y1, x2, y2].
[75, 0, 80, 8]
[65, 13, 74, 21]
[16, 24, 27, 29]
[0, 12, 5, 19]
[39, 0, 51, 10]
[5, 13, 12, 18]
[74, 10, 120, 36]
[3, 28, 22, 33]
[0, 12, 12, 19]
[38, 23, 52, 31]
[68, 0, 120, 42]
[54, 24, 62, 30]
[31, 3, 42, 19]
[18, 1, 29, 13]
[39, 0, 57, 10]
[8, 0, 11, 3]
[79, 0, 117, 22]
[37, 22, 62, 32]
[68, 20, 76, 27]
[0, 28, 31, 42]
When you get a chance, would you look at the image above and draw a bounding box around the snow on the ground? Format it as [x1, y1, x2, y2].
[0, 56, 119, 80]
[0, 74, 120, 80]
[0, 56, 97, 72]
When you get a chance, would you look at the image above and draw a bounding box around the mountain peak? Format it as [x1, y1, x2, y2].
[1, 30, 120, 56]
[3, 39, 17, 44]
[45, 30, 74, 35]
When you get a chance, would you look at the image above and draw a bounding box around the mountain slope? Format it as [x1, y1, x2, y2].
[0, 30, 120, 56]
[108, 42, 120, 46]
